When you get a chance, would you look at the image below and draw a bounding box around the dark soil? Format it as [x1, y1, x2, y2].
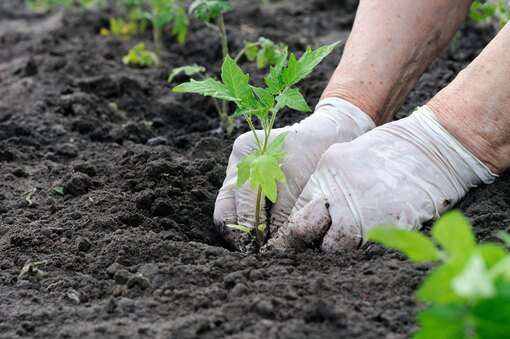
[1, 1, 509, 338]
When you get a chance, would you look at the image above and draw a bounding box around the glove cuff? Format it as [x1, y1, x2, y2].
[413, 105, 498, 185]
[315, 97, 376, 134]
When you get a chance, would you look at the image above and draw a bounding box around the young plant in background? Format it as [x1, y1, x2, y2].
[470, 0, 510, 29]
[116, 0, 188, 66]
[146, 0, 188, 64]
[173, 42, 339, 246]
[101, 0, 148, 38]
[26, 0, 106, 12]
[173, 0, 286, 132]
[122, 42, 158, 67]
[368, 211, 510, 339]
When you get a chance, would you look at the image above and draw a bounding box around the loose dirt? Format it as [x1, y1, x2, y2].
[1, 1, 508, 338]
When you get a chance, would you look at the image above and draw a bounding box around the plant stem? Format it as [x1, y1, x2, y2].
[217, 12, 229, 60]
[217, 12, 229, 118]
[153, 22, 162, 65]
[245, 116, 262, 151]
[254, 185, 265, 244]
[233, 42, 261, 63]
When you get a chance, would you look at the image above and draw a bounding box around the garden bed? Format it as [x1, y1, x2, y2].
[0, 0, 509, 337]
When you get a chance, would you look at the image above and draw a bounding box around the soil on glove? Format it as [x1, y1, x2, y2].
[1, 0, 509, 338]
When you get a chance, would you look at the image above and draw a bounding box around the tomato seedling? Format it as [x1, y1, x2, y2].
[368, 211, 510, 338]
[174, 42, 339, 245]
[172, 0, 285, 133]
[144, 0, 188, 65]
[123, 42, 158, 67]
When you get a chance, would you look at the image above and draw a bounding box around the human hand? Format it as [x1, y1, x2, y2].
[267, 105, 496, 253]
[213, 98, 375, 250]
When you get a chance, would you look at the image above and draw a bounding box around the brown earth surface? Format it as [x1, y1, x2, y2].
[0, 1, 509, 338]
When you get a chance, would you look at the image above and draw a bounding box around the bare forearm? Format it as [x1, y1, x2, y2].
[322, 0, 473, 125]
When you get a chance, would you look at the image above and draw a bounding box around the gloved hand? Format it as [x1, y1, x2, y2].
[213, 98, 376, 249]
[267, 105, 497, 253]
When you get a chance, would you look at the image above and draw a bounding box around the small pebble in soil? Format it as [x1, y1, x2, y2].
[66, 288, 81, 304]
[64, 172, 91, 196]
[75, 236, 92, 253]
[127, 274, 150, 289]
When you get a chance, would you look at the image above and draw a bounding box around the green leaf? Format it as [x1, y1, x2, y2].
[264, 46, 288, 95]
[476, 243, 507, 268]
[413, 304, 467, 339]
[226, 224, 251, 233]
[275, 88, 311, 112]
[171, 6, 188, 44]
[236, 154, 256, 188]
[251, 86, 274, 108]
[122, 42, 158, 67]
[265, 65, 285, 95]
[236, 152, 286, 203]
[497, 231, 510, 248]
[472, 295, 510, 339]
[53, 186, 64, 196]
[266, 132, 289, 161]
[189, 0, 233, 24]
[281, 41, 339, 87]
[230, 106, 268, 120]
[173, 78, 237, 101]
[258, 224, 267, 232]
[250, 154, 285, 203]
[244, 41, 258, 61]
[221, 56, 250, 101]
[417, 260, 467, 304]
[367, 227, 442, 262]
[451, 253, 496, 299]
[168, 64, 206, 82]
[431, 210, 475, 259]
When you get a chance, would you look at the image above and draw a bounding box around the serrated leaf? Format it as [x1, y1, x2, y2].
[236, 154, 256, 188]
[264, 65, 285, 95]
[250, 154, 285, 203]
[173, 78, 237, 101]
[231, 106, 268, 120]
[367, 227, 442, 262]
[432, 210, 475, 259]
[266, 132, 288, 161]
[413, 304, 467, 339]
[236, 152, 287, 203]
[451, 253, 495, 298]
[221, 56, 250, 101]
[226, 224, 251, 233]
[275, 88, 311, 112]
[251, 86, 274, 108]
[168, 64, 206, 82]
[264, 46, 288, 95]
[281, 41, 339, 86]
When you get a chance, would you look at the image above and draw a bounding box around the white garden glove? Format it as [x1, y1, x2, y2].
[267, 105, 497, 253]
[214, 98, 376, 249]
